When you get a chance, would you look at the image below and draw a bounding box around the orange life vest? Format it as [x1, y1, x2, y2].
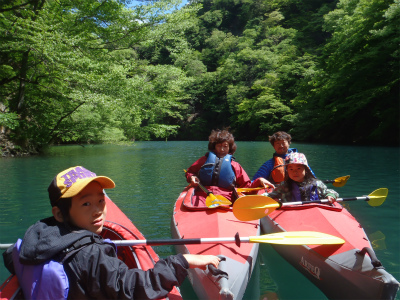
[270, 156, 285, 184]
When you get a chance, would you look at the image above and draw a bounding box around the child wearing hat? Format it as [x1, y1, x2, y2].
[262, 153, 338, 203]
[3, 166, 220, 300]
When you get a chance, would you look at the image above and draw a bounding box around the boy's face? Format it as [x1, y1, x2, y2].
[273, 139, 289, 155]
[287, 164, 306, 182]
[69, 181, 107, 234]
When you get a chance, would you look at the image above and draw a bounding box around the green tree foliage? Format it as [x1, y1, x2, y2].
[0, 0, 192, 150]
[292, 0, 399, 144]
[179, 0, 397, 144]
[178, 1, 317, 140]
[1, 0, 397, 151]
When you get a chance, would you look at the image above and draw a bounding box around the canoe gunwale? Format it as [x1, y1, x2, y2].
[101, 220, 157, 270]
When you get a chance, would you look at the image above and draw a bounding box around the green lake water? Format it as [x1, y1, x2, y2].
[0, 141, 399, 299]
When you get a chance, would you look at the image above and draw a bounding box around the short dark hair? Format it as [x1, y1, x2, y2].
[208, 129, 237, 154]
[269, 131, 291, 146]
[56, 197, 72, 225]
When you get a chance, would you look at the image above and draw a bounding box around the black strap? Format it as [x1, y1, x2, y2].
[356, 247, 383, 269]
[208, 256, 228, 279]
[59, 235, 104, 263]
[231, 189, 240, 202]
[271, 164, 285, 171]
[211, 157, 222, 186]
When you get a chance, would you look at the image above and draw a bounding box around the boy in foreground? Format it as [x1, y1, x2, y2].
[3, 166, 220, 299]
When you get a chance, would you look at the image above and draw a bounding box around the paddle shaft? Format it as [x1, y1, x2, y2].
[0, 244, 12, 249]
[233, 188, 387, 221]
[238, 182, 335, 192]
[282, 196, 372, 206]
[0, 238, 249, 250]
[0, 231, 344, 249]
[238, 176, 349, 192]
[323, 180, 336, 184]
[195, 179, 232, 207]
[197, 182, 212, 195]
[114, 237, 247, 246]
[184, 169, 211, 196]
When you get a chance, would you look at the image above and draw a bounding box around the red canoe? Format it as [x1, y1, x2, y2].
[171, 186, 261, 300]
[260, 202, 399, 300]
[0, 195, 182, 300]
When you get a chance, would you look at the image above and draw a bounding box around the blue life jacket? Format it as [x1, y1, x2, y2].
[198, 152, 236, 189]
[291, 182, 320, 202]
[12, 236, 114, 300]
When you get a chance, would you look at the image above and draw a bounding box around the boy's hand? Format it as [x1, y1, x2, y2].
[183, 254, 221, 270]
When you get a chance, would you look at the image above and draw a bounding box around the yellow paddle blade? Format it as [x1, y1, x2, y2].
[233, 195, 280, 221]
[367, 188, 388, 207]
[215, 194, 232, 204]
[206, 193, 232, 208]
[249, 231, 345, 245]
[332, 175, 350, 187]
[236, 187, 264, 193]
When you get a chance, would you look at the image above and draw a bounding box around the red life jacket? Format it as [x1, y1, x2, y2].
[270, 156, 285, 184]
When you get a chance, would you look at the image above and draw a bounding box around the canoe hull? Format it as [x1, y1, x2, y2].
[260, 203, 399, 300]
[171, 186, 260, 300]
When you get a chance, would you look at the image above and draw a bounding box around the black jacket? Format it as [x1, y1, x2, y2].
[3, 217, 189, 299]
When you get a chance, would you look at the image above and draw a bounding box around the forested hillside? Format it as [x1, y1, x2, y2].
[1, 0, 398, 155]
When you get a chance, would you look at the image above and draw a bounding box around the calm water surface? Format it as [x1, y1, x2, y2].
[0, 142, 399, 299]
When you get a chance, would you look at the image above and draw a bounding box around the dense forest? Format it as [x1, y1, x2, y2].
[0, 0, 398, 155]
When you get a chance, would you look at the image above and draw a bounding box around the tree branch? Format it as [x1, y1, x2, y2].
[47, 102, 85, 144]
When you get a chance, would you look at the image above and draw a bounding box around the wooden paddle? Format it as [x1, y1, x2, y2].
[0, 231, 344, 250]
[232, 188, 388, 221]
[183, 169, 232, 207]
